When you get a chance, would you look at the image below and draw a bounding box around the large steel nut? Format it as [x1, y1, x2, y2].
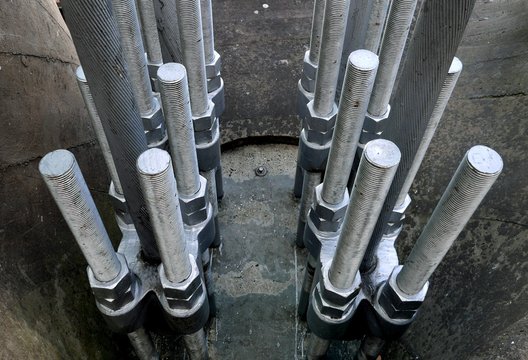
[160, 255, 204, 310]
[108, 182, 127, 214]
[362, 105, 391, 133]
[297, 80, 313, 121]
[88, 254, 136, 311]
[205, 51, 222, 78]
[313, 283, 355, 319]
[208, 79, 225, 117]
[313, 184, 349, 222]
[388, 194, 411, 223]
[192, 100, 216, 132]
[377, 266, 428, 321]
[301, 52, 317, 93]
[147, 60, 163, 80]
[142, 96, 164, 131]
[179, 176, 209, 225]
[319, 261, 360, 306]
[145, 122, 167, 146]
[207, 74, 222, 93]
[298, 130, 331, 172]
[304, 100, 338, 132]
[309, 208, 343, 233]
[359, 129, 382, 144]
[194, 117, 219, 144]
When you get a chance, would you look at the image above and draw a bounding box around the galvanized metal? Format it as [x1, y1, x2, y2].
[363, 0, 392, 54]
[75, 66, 123, 195]
[63, 0, 158, 259]
[157, 63, 202, 197]
[296, 170, 322, 247]
[137, 0, 164, 65]
[182, 329, 209, 360]
[137, 149, 192, 283]
[329, 140, 400, 289]
[202, 169, 219, 217]
[396, 146, 503, 295]
[127, 328, 159, 360]
[367, 0, 418, 117]
[307, 335, 330, 360]
[395, 57, 463, 206]
[39, 150, 121, 282]
[200, 0, 215, 64]
[308, 0, 326, 64]
[312, 0, 351, 116]
[321, 50, 379, 205]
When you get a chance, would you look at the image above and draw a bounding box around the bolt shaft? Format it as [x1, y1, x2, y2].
[363, 0, 392, 54]
[396, 57, 463, 206]
[75, 66, 123, 195]
[137, 0, 164, 65]
[127, 328, 159, 360]
[200, 0, 215, 63]
[137, 149, 192, 283]
[322, 50, 379, 205]
[313, 0, 351, 116]
[367, 0, 418, 117]
[182, 329, 209, 360]
[157, 63, 201, 197]
[307, 335, 330, 360]
[308, 0, 326, 65]
[39, 150, 121, 282]
[112, 0, 156, 115]
[396, 146, 503, 295]
[174, 0, 209, 116]
[329, 140, 400, 289]
[296, 170, 322, 247]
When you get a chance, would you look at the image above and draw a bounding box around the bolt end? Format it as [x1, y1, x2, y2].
[75, 66, 86, 82]
[137, 148, 172, 176]
[449, 57, 463, 74]
[466, 145, 503, 176]
[348, 49, 379, 71]
[39, 149, 76, 178]
[364, 139, 401, 169]
[157, 63, 187, 84]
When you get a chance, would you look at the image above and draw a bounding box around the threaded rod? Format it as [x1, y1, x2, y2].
[363, 0, 392, 54]
[127, 328, 159, 360]
[137, 149, 192, 283]
[200, 0, 215, 63]
[137, 0, 164, 65]
[329, 140, 400, 289]
[308, 0, 326, 65]
[322, 50, 379, 205]
[157, 63, 201, 197]
[39, 150, 121, 282]
[396, 145, 502, 295]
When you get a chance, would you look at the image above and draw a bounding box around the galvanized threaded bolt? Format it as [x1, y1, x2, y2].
[137, 0, 164, 65]
[112, 0, 157, 115]
[175, 0, 209, 116]
[39, 150, 121, 282]
[367, 0, 418, 117]
[329, 140, 400, 289]
[308, 0, 326, 65]
[396, 57, 463, 206]
[75, 66, 124, 195]
[137, 148, 192, 283]
[396, 145, 503, 295]
[313, 0, 351, 116]
[182, 329, 209, 360]
[296, 171, 322, 246]
[157, 63, 201, 197]
[322, 50, 379, 205]
[363, 0, 392, 53]
[202, 169, 219, 216]
[127, 328, 159, 360]
[200, 0, 215, 64]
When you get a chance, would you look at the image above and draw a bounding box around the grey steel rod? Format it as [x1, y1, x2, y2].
[203, 169, 218, 217]
[312, 0, 351, 116]
[157, 63, 201, 197]
[200, 0, 215, 63]
[307, 335, 330, 360]
[39, 150, 121, 282]
[363, 0, 392, 54]
[396, 146, 503, 295]
[296, 170, 322, 247]
[137, 0, 164, 65]
[308, 0, 326, 65]
[395, 57, 463, 206]
[63, 0, 158, 259]
[75, 66, 123, 195]
[174, 0, 209, 116]
[328, 140, 400, 289]
[182, 329, 209, 360]
[361, 0, 477, 272]
[137, 148, 192, 283]
[367, 0, 418, 117]
[321, 50, 379, 205]
[152, 0, 183, 63]
[128, 328, 159, 360]
[112, 0, 157, 115]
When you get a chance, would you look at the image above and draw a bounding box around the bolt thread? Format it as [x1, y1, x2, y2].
[313, 0, 351, 116]
[137, 149, 191, 283]
[396, 57, 463, 206]
[157, 63, 201, 197]
[363, 0, 392, 54]
[202, 169, 219, 216]
[308, 0, 325, 65]
[322, 50, 379, 205]
[75, 66, 124, 195]
[367, 0, 418, 117]
[127, 328, 159, 360]
[137, 0, 164, 65]
[112, 0, 156, 115]
[396, 146, 503, 295]
[182, 329, 209, 360]
[329, 140, 400, 290]
[63, 0, 158, 259]
[200, 0, 215, 63]
[39, 150, 121, 282]
[175, 0, 209, 116]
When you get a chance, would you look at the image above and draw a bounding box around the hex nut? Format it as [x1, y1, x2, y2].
[179, 176, 209, 226]
[304, 100, 338, 132]
[359, 129, 382, 144]
[88, 253, 136, 311]
[208, 79, 225, 117]
[363, 105, 391, 133]
[142, 97, 164, 130]
[309, 208, 343, 232]
[194, 117, 219, 145]
[192, 100, 216, 132]
[313, 184, 349, 222]
[297, 80, 314, 121]
[319, 261, 360, 306]
[207, 74, 222, 93]
[305, 127, 334, 146]
[145, 122, 167, 146]
[298, 130, 331, 172]
[147, 61, 163, 80]
[159, 254, 204, 310]
[205, 51, 222, 78]
[388, 194, 411, 223]
[313, 282, 355, 319]
[302, 50, 317, 80]
[108, 183, 128, 214]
